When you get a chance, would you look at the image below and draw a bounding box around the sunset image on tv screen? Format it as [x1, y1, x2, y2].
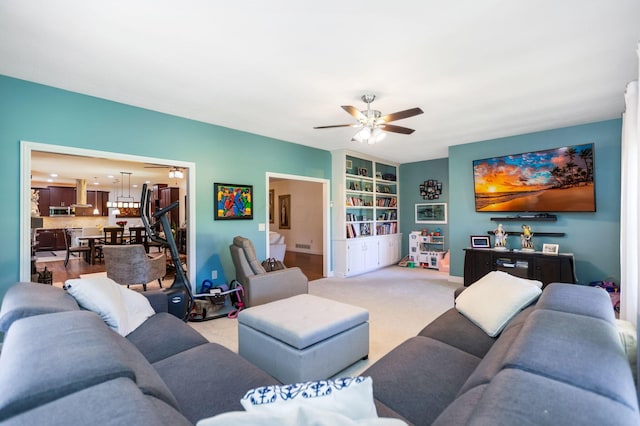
[473, 143, 595, 212]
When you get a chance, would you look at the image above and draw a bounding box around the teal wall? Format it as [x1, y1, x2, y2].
[399, 158, 449, 254]
[0, 74, 623, 296]
[448, 119, 622, 285]
[0, 75, 331, 296]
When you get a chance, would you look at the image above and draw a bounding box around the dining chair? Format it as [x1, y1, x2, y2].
[102, 226, 125, 245]
[128, 226, 164, 253]
[94, 226, 124, 263]
[63, 228, 91, 267]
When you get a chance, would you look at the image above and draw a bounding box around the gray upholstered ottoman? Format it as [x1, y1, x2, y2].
[237, 294, 369, 383]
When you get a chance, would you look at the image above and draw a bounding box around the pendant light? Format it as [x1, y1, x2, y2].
[92, 177, 100, 215]
[106, 172, 140, 214]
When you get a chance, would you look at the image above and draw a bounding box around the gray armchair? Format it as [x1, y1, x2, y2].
[102, 244, 166, 291]
[229, 236, 308, 307]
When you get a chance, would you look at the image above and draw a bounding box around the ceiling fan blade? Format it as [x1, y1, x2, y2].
[380, 107, 424, 123]
[341, 105, 366, 120]
[382, 124, 415, 135]
[313, 124, 354, 129]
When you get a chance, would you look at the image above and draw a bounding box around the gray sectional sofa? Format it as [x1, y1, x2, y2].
[0, 281, 637, 425]
[0, 282, 279, 425]
[365, 283, 640, 425]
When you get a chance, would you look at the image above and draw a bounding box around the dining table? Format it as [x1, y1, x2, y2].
[78, 232, 132, 265]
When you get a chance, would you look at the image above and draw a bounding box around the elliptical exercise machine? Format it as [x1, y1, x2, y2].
[140, 184, 193, 321]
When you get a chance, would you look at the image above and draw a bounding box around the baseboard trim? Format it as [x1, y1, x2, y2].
[448, 275, 464, 284]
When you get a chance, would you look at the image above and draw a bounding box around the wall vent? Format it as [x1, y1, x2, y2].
[295, 243, 311, 249]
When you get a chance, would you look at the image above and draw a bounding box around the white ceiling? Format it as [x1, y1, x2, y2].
[2, 1, 639, 164]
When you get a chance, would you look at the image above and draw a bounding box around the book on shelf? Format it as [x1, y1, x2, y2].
[346, 196, 372, 207]
[375, 222, 398, 235]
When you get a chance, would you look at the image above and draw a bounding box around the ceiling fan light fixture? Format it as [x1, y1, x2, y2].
[169, 168, 184, 179]
[316, 93, 422, 144]
[370, 128, 386, 144]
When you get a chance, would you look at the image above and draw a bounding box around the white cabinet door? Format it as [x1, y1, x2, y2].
[346, 238, 379, 274]
[378, 235, 401, 266]
[346, 240, 366, 274]
[363, 238, 379, 271]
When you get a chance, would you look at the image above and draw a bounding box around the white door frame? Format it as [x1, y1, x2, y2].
[20, 141, 197, 289]
[265, 172, 331, 277]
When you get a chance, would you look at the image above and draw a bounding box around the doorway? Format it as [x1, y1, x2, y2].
[266, 173, 330, 279]
[20, 141, 197, 288]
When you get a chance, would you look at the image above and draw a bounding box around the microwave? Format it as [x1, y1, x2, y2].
[49, 206, 75, 216]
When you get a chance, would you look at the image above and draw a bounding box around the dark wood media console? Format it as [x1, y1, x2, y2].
[464, 248, 576, 288]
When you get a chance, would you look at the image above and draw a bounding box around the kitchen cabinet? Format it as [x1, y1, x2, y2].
[33, 188, 50, 216]
[35, 228, 68, 251]
[160, 187, 180, 229]
[49, 186, 76, 207]
[35, 229, 56, 251]
[151, 184, 167, 216]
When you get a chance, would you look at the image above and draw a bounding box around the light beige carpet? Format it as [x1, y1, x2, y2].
[189, 266, 458, 378]
[77, 267, 458, 378]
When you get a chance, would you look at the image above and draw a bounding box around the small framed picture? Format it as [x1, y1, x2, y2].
[470, 235, 491, 248]
[214, 183, 253, 220]
[542, 243, 559, 255]
[415, 203, 447, 224]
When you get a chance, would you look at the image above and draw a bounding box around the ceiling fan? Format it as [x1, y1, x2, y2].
[314, 94, 423, 144]
[144, 164, 185, 179]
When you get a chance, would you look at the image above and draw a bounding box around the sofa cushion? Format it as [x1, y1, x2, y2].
[372, 400, 411, 423]
[0, 310, 179, 420]
[0, 282, 79, 332]
[362, 336, 480, 426]
[65, 276, 155, 336]
[537, 282, 616, 323]
[432, 385, 487, 426]
[503, 308, 639, 412]
[153, 342, 280, 423]
[1, 378, 191, 426]
[0, 311, 135, 420]
[418, 308, 497, 358]
[471, 369, 640, 425]
[455, 271, 542, 337]
[108, 324, 181, 410]
[456, 319, 526, 396]
[126, 312, 208, 363]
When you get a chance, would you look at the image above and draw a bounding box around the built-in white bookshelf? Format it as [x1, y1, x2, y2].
[332, 150, 401, 277]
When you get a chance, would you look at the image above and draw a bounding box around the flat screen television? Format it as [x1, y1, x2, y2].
[473, 143, 595, 212]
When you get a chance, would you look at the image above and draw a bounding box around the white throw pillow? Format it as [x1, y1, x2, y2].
[240, 376, 377, 420]
[196, 406, 407, 426]
[64, 276, 155, 336]
[455, 271, 542, 337]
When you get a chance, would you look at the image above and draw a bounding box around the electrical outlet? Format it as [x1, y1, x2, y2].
[211, 270, 218, 280]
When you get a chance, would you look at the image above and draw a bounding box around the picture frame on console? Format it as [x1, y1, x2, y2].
[470, 235, 491, 248]
[542, 243, 559, 255]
